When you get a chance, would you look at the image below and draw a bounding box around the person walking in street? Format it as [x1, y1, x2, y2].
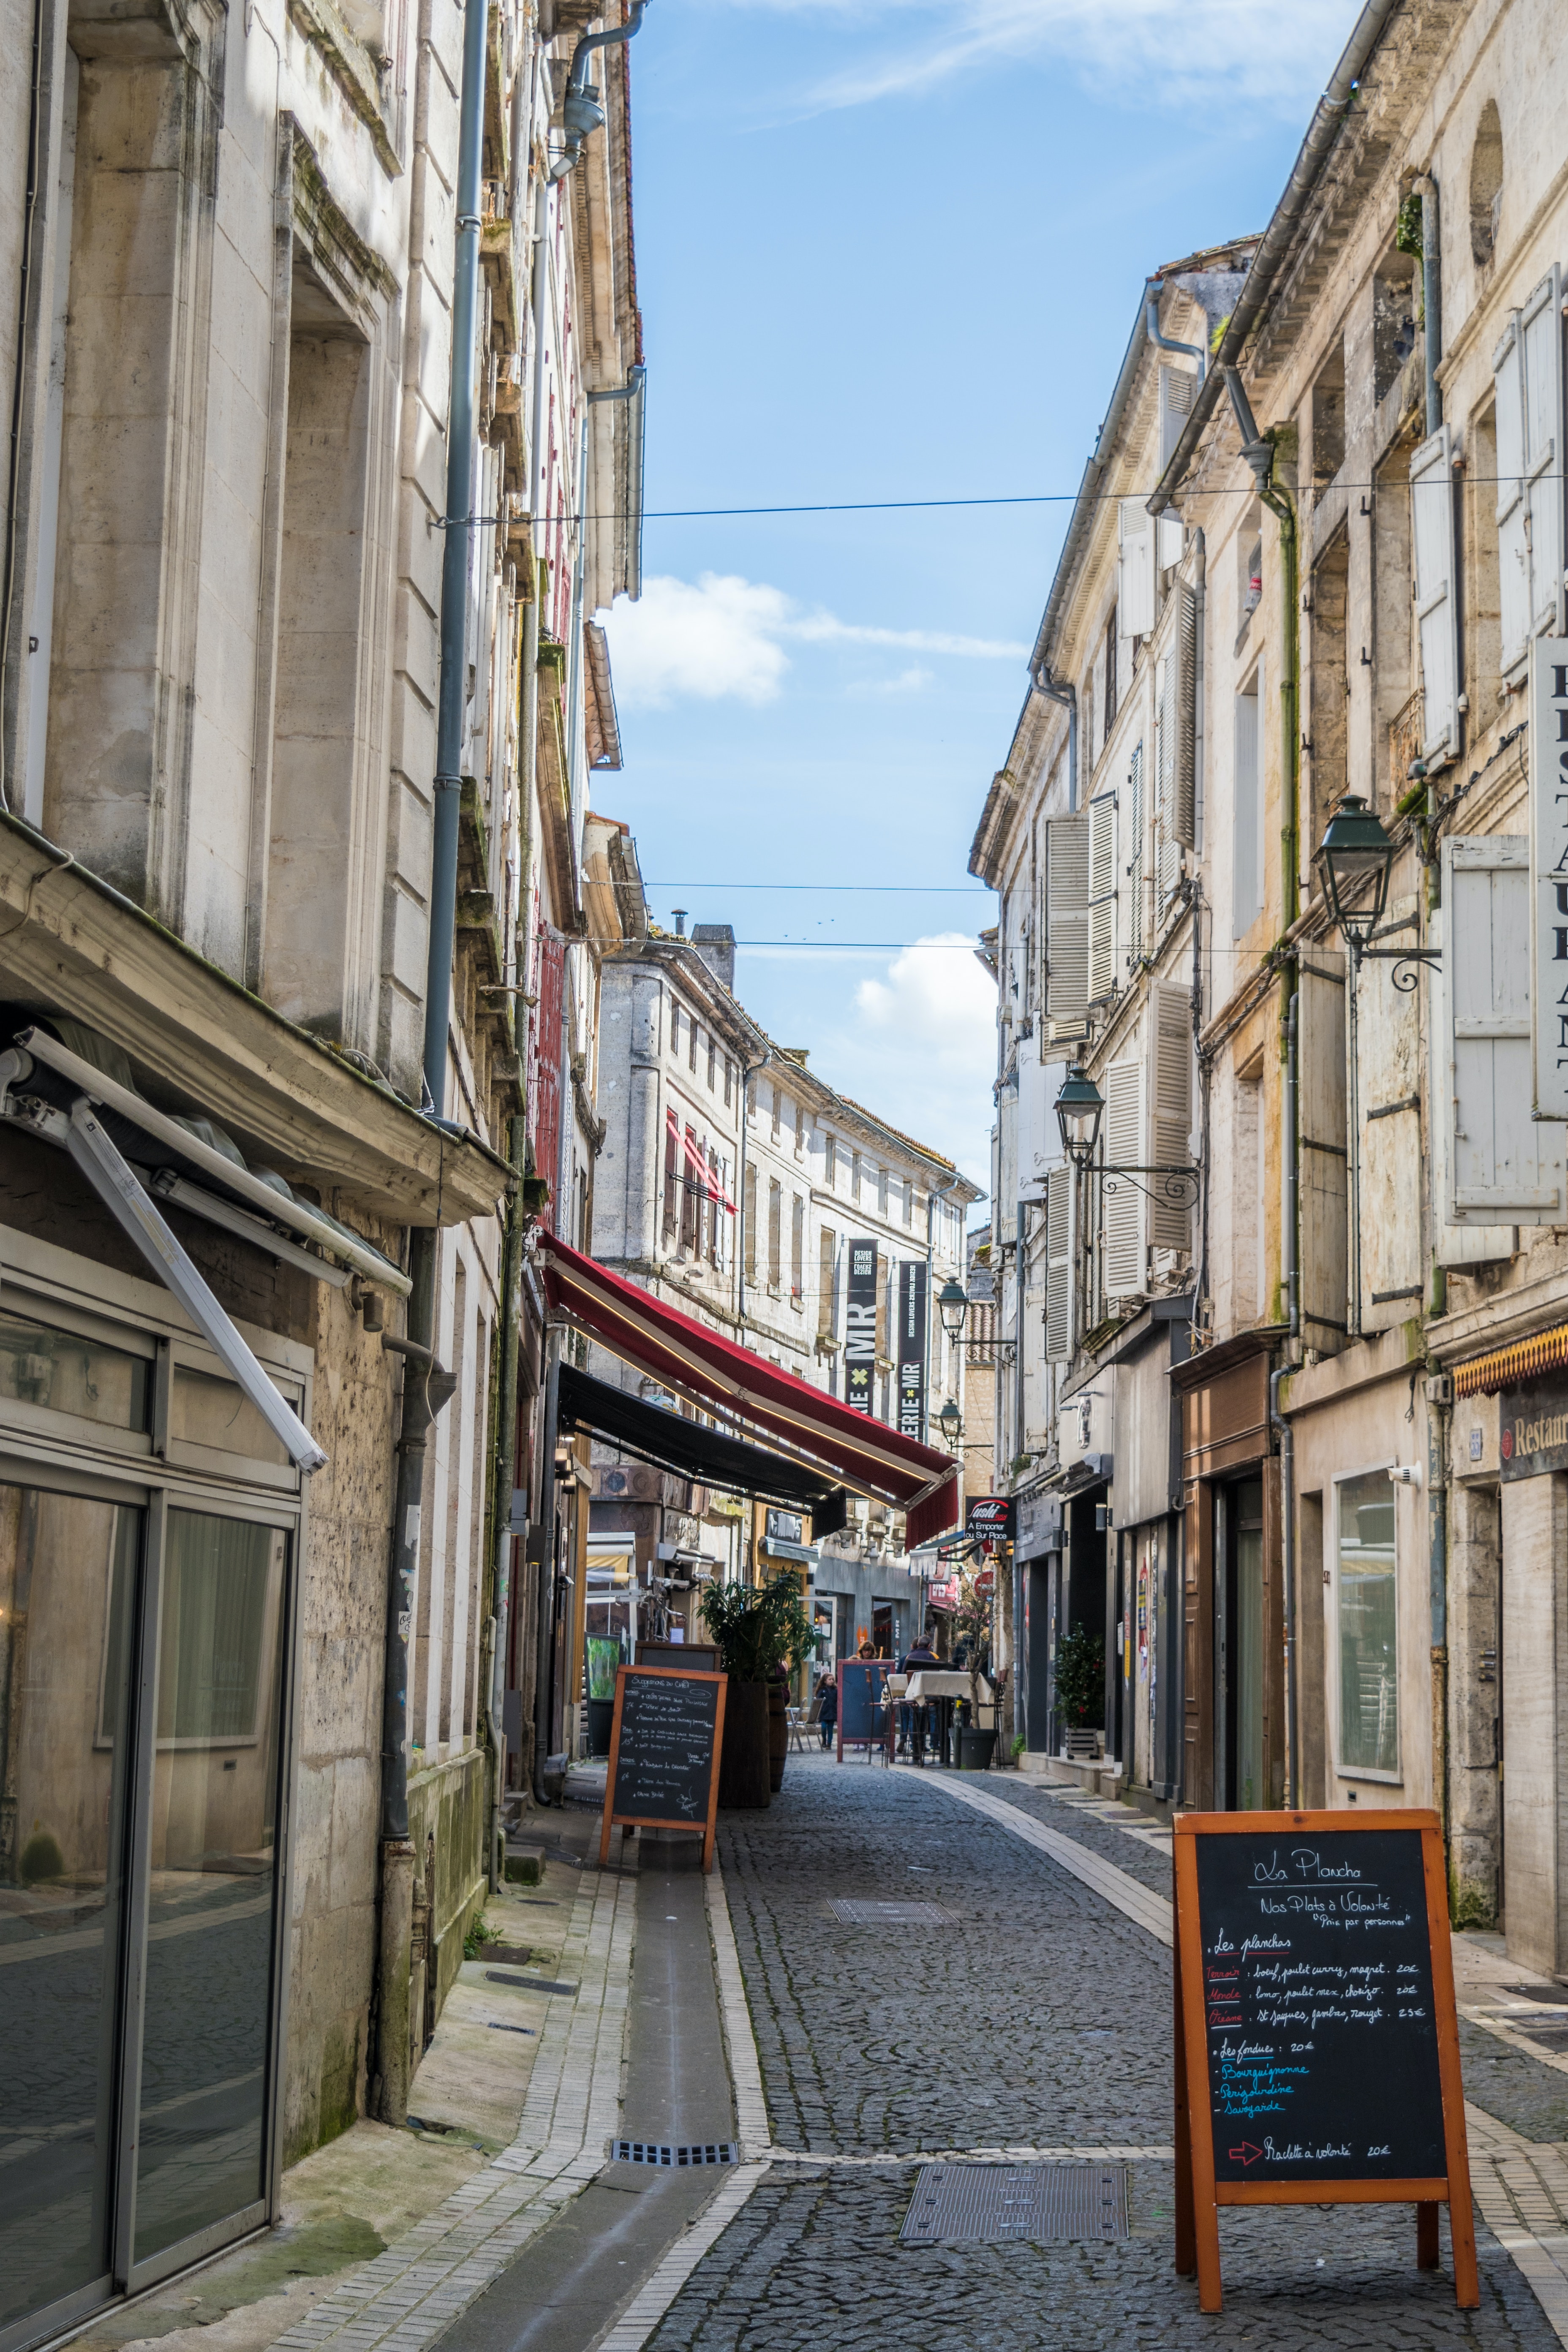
[815, 1670, 837, 1750]
[900, 1630, 939, 1761]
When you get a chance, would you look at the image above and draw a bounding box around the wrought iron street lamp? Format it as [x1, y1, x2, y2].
[1317, 794, 1439, 985]
[934, 1278, 1015, 1364]
[937, 1397, 963, 1447]
[1051, 1067, 1200, 1208]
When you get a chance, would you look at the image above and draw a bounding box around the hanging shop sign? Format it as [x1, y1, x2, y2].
[1497, 1368, 1568, 1481]
[599, 1666, 727, 1870]
[844, 1239, 879, 1414]
[1530, 639, 1568, 1119]
[1172, 1808, 1476, 2313]
[1017, 1490, 1063, 1558]
[896, 1259, 929, 1441]
[966, 1494, 1015, 1544]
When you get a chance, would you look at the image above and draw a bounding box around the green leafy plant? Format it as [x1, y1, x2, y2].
[586, 1636, 621, 1701]
[1054, 1623, 1105, 1729]
[699, 1573, 814, 1680]
[1011, 1733, 1027, 1762]
[463, 1916, 502, 1961]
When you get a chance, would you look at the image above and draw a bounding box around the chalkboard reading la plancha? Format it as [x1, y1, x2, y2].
[1173, 1810, 1476, 2313]
[598, 1666, 726, 1871]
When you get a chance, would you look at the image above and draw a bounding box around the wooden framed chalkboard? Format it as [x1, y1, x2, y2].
[597, 1666, 727, 1871]
[1173, 1808, 1477, 2313]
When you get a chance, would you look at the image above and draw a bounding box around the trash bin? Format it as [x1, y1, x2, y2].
[958, 1726, 997, 1771]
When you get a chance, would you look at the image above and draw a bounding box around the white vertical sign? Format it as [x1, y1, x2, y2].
[1530, 638, 1568, 1119]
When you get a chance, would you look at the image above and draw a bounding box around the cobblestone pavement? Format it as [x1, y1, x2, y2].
[643, 1755, 1565, 2351]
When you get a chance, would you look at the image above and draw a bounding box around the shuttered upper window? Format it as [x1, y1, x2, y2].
[1493, 267, 1564, 675]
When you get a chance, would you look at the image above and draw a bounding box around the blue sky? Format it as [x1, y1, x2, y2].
[596, 0, 1360, 1208]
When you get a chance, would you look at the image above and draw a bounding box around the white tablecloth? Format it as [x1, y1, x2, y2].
[903, 1671, 991, 1703]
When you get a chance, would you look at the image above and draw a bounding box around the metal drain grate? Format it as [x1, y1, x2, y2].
[901, 2162, 1129, 2245]
[610, 2140, 738, 2168]
[828, 1897, 954, 1925]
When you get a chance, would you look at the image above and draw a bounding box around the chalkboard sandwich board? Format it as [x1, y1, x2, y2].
[1173, 1808, 1476, 2313]
[598, 1666, 727, 1871]
[836, 1658, 893, 1761]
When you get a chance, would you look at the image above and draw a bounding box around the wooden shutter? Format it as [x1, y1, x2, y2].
[1494, 313, 1532, 672]
[1410, 424, 1459, 760]
[1298, 951, 1348, 1353]
[1119, 496, 1155, 637]
[1522, 267, 1564, 639]
[1045, 811, 1090, 1039]
[1044, 1163, 1073, 1362]
[1088, 789, 1119, 1002]
[1427, 873, 1516, 1264]
[1443, 833, 1565, 1222]
[1158, 363, 1194, 466]
[1356, 941, 1423, 1323]
[1102, 1055, 1144, 1301]
[1125, 744, 1145, 969]
[818, 1227, 837, 1334]
[1149, 983, 1192, 1254]
[1233, 662, 1262, 936]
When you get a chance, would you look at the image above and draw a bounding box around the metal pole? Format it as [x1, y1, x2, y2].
[533, 1325, 563, 1798]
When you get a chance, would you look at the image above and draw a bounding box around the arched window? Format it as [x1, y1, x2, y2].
[1470, 99, 1503, 267]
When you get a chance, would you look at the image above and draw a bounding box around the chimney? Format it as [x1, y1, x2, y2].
[691, 923, 735, 993]
[672, 908, 687, 937]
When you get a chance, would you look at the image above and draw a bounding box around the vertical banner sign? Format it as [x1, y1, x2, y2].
[844, 1239, 878, 1414]
[896, 1260, 928, 1440]
[1530, 639, 1568, 1119]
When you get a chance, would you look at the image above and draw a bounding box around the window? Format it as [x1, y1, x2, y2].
[877, 1165, 888, 1216]
[0, 1304, 150, 1431]
[818, 1228, 836, 1336]
[1103, 606, 1118, 745]
[663, 1113, 679, 1241]
[724, 1057, 734, 1107]
[681, 1125, 700, 1252]
[771, 1089, 782, 1145]
[707, 1035, 716, 1091]
[670, 1007, 681, 1061]
[1233, 662, 1263, 937]
[1311, 339, 1346, 482]
[1337, 1469, 1399, 1776]
[795, 1100, 805, 1157]
[767, 1179, 782, 1290]
[790, 1194, 804, 1301]
[852, 1151, 862, 1203]
[689, 1020, 699, 1073]
[744, 1164, 757, 1281]
[903, 1179, 913, 1228]
[1469, 98, 1503, 268]
[825, 1134, 837, 1187]
[708, 1149, 722, 1266]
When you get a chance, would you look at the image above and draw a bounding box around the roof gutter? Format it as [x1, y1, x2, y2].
[1147, 0, 1401, 518]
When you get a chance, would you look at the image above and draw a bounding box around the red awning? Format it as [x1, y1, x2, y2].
[533, 1230, 959, 1546]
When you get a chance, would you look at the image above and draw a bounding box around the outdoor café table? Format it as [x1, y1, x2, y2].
[902, 1671, 991, 1767]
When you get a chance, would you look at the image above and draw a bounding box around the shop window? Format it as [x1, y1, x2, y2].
[0, 1303, 149, 1431]
[155, 1515, 281, 1746]
[1337, 1468, 1399, 1776]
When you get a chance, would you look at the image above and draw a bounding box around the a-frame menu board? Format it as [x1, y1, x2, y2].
[1173, 1808, 1477, 2312]
[598, 1666, 727, 1872]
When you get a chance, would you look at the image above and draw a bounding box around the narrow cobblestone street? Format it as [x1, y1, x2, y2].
[639, 1756, 1567, 2352]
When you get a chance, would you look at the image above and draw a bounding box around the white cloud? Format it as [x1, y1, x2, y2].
[848, 664, 932, 697]
[709, 0, 1351, 114]
[597, 573, 1025, 711]
[809, 934, 996, 1185]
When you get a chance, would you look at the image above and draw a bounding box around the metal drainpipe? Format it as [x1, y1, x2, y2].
[533, 1322, 564, 1798]
[1429, 1378, 1450, 1846]
[735, 1050, 770, 1326]
[1269, 1365, 1298, 1810]
[1012, 1202, 1026, 1466]
[487, 1109, 527, 1884]
[422, 0, 490, 1119]
[1145, 280, 1206, 382]
[1415, 174, 1443, 438]
[925, 1171, 961, 1445]
[1030, 666, 1077, 811]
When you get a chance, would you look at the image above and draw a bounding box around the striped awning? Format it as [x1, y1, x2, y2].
[1453, 1322, 1568, 1398]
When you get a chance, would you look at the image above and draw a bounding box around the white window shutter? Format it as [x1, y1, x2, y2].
[1494, 314, 1532, 673]
[1427, 885, 1516, 1264]
[1089, 789, 1119, 1002]
[1172, 580, 1198, 846]
[1044, 1162, 1073, 1362]
[1410, 423, 1459, 760]
[1445, 833, 1566, 1222]
[1045, 811, 1091, 1038]
[1126, 742, 1145, 968]
[1298, 950, 1348, 1353]
[1102, 1056, 1145, 1300]
[1158, 364, 1194, 466]
[1119, 496, 1155, 638]
[1232, 656, 1263, 936]
[1521, 267, 1564, 639]
[1149, 983, 1192, 1253]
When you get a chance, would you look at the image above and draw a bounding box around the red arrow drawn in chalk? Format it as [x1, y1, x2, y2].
[1228, 2143, 1263, 2167]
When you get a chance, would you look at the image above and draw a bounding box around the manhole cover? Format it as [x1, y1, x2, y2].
[828, 1898, 953, 1925]
[486, 1970, 578, 1993]
[901, 2162, 1129, 2245]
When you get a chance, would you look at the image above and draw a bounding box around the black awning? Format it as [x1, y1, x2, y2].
[558, 1362, 847, 1535]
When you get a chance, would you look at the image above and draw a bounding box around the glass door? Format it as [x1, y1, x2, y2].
[0, 1486, 140, 2338]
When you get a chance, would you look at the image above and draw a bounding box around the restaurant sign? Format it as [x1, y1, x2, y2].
[1498, 1369, 1568, 1481]
[844, 1239, 878, 1414]
[1530, 640, 1568, 1118]
[966, 1494, 1015, 1544]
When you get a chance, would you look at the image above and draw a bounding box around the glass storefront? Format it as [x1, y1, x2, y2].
[0, 1262, 304, 2352]
[1337, 1467, 1399, 1776]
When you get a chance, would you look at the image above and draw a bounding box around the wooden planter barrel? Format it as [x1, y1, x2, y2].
[717, 1678, 771, 1809]
[767, 1680, 788, 1793]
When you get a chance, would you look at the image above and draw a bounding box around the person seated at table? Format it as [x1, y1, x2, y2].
[814, 1670, 838, 1749]
[898, 1631, 939, 1756]
[855, 1638, 878, 1660]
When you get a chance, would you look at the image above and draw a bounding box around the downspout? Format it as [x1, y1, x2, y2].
[533, 1322, 564, 1798]
[1145, 281, 1206, 382]
[1414, 174, 1442, 438]
[1030, 666, 1078, 811]
[0, 0, 46, 814]
[1012, 1202, 1026, 1467]
[1428, 1377, 1450, 1850]
[546, 2, 648, 184]
[735, 1050, 771, 1327]
[1269, 1365, 1298, 1810]
[925, 1171, 961, 1445]
[487, 1109, 527, 1882]
[422, 0, 490, 1119]
[375, 0, 487, 2123]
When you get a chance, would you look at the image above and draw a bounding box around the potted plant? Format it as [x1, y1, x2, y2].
[1054, 1622, 1105, 1759]
[585, 1636, 620, 1757]
[700, 1574, 814, 1807]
